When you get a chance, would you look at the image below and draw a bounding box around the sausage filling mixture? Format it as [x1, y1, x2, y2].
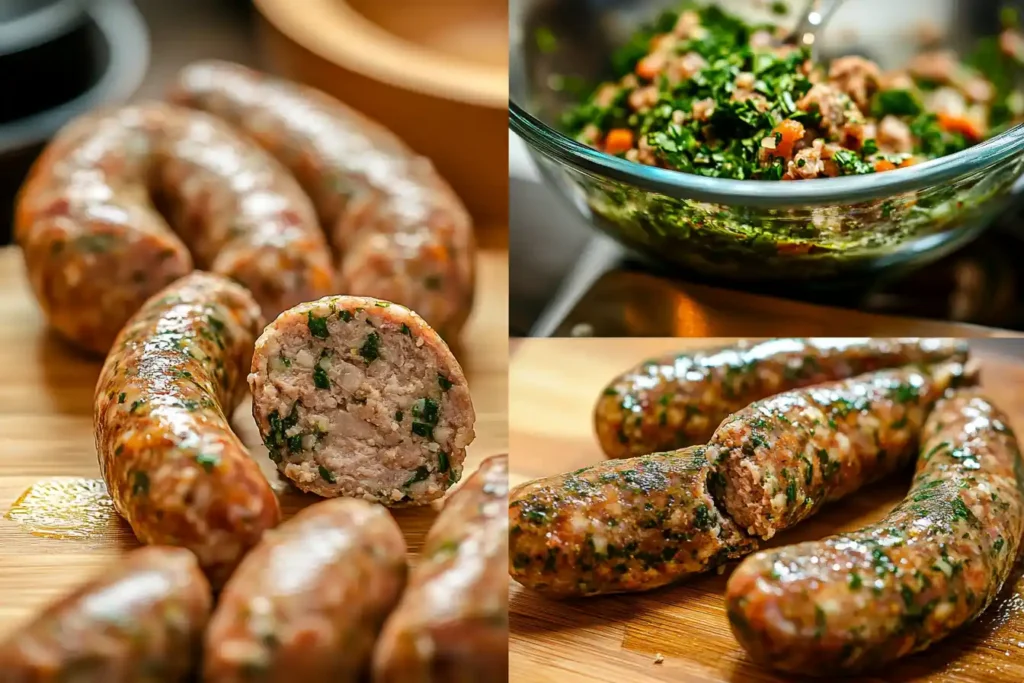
[250, 298, 475, 505]
[563, 3, 1024, 179]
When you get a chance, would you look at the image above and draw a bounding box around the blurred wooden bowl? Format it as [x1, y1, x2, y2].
[254, 0, 508, 226]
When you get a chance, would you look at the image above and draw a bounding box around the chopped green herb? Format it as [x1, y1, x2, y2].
[318, 465, 336, 483]
[438, 374, 453, 391]
[313, 365, 330, 390]
[195, 453, 220, 473]
[307, 311, 330, 339]
[438, 451, 450, 473]
[131, 471, 150, 497]
[359, 332, 381, 363]
[340, 310, 353, 323]
[405, 465, 431, 487]
[118, 392, 126, 404]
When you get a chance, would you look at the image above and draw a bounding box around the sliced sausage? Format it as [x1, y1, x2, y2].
[709, 362, 976, 540]
[726, 390, 1024, 674]
[16, 102, 334, 355]
[374, 454, 509, 682]
[168, 61, 476, 339]
[248, 296, 475, 505]
[204, 498, 407, 682]
[595, 338, 968, 459]
[0, 547, 211, 682]
[93, 272, 280, 587]
[508, 447, 757, 598]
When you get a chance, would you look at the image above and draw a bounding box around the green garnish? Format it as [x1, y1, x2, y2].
[307, 311, 330, 339]
[318, 465, 336, 483]
[438, 374, 453, 391]
[195, 453, 220, 473]
[313, 364, 330, 390]
[359, 332, 381, 363]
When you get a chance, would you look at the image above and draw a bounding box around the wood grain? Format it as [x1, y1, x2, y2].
[0, 241, 508, 635]
[510, 338, 1024, 683]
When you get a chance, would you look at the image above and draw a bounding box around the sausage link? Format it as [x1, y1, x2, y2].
[168, 61, 476, 338]
[726, 390, 1024, 674]
[595, 338, 969, 459]
[509, 447, 757, 597]
[0, 547, 211, 682]
[204, 498, 407, 682]
[93, 272, 280, 587]
[374, 454, 509, 682]
[709, 362, 975, 540]
[16, 102, 334, 354]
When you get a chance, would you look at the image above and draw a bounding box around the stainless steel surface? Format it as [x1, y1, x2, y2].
[0, 0, 91, 56]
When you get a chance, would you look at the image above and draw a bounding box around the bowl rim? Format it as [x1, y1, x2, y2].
[510, 100, 1024, 207]
[254, 0, 506, 109]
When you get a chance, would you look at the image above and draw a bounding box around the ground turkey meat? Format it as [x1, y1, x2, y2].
[828, 55, 881, 111]
[796, 83, 863, 142]
[785, 140, 839, 180]
[249, 296, 475, 505]
[877, 115, 914, 154]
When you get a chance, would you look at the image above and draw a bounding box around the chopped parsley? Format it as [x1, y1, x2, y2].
[359, 332, 381, 363]
[307, 311, 330, 339]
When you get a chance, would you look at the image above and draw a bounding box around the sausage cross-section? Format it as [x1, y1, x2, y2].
[17, 102, 334, 354]
[204, 498, 407, 682]
[169, 61, 476, 338]
[726, 390, 1024, 674]
[595, 338, 969, 459]
[249, 296, 475, 505]
[374, 454, 509, 682]
[0, 547, 211, 683]
[508, 447, 757, 597]
[93, 272, 280, 586]
[708, 362, 975, 540]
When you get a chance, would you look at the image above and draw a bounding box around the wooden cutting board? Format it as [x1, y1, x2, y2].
[0, 240, 508, 635]
[509, 338, 1024, 683]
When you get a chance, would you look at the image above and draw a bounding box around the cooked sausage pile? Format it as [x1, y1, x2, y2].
[16, 61, 474, 355]
[0, 456, 509, 682]
[510, 338, 1024, 675]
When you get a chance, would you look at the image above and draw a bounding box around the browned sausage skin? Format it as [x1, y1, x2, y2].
[595, 338, 969, 459]
[374, 454, 509, 683]
[726, 390, 1024, 674]
[204, 498, 407, 682]
[708, 361, 976, 540]
[16, 102, 334, 354]
[0, 547, 211, 683]
[93, 272, 280, 587]
[168, 61, 476, 338]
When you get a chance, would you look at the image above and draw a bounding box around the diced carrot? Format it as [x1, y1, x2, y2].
[874, 159, 897, 173]
[937, 112, 984, 141]
[899, 157, 918, 168]
[635, 53, 665, 81]
[770, 119, 806, 160]
[604, 128, 635, 156]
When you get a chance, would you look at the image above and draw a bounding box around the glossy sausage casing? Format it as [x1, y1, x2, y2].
[16, 102, 334, 354]
[509, 447, 757, 597]
[726, 390, 1024, 674]
[93, 272, 280, 586]
[168, 61, 476, 338]
[204, 498, 407, 682]
[708, 362, 975, 540]
[0, 547, 211, 683]
[374, 454, 509, 682]
[595, 338, 969, 459]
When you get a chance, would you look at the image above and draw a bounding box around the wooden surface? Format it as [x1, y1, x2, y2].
[0, 240, 508, 634]
[553, 271, 1023, 338]
[509, 338, 1024, 683]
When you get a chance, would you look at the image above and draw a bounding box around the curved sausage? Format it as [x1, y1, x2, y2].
[204, 498, 407, 682]
[726, 390, 1024, 674]
[16, 102, 334, 354]
[0, 547, 211, 682]
[508, 447, 757, 598]
[248, 296, 475, 506]
[93, 272, 280, 587]
[374, 454, 509, 682]
[709, 362, 975, 540]
[168, 61, 476, 338]
[595, 338, 969, 459]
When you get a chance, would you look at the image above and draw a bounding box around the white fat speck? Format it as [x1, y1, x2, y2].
[317, 355, 332, 371]
[311, 415, 330, 433]
[426, 442, 440, 453]
[301, 434, 317, 450]
[433, 426, 452, 443]
[294, 349, 315, 368]
[570, 512, 591, 534]
[591, 533, 608, 555]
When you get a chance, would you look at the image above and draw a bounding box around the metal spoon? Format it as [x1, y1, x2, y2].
[784, 0, 847, 58]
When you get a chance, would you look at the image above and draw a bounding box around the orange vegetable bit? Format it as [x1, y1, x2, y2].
[769, 119, 806, 160]
[937, 112, 984, 141]
[874, 159, 897, 173]
[604, 128, 636, 156]
[635, 53, 666, 81]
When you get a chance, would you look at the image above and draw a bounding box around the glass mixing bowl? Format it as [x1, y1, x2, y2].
[510, 0, 1024, 280]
